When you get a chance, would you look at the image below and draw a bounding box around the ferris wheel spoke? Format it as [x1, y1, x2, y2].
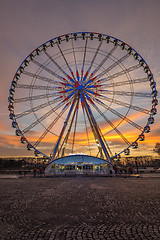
[87, 45, 117, 82]
[81, 36, 88, 81]
[14, 90, 72, 103]
[92, 53, 130, 83]
[22, 95, 74, 134]
[92, 96, 143, 131]
[56, 43, 76, 83]
[34, 102, 71, 147]
[71, 38, 80, 81]
[15, 97, 63, 119]
[93, 92, 150, 114]
[85, 40, 103, 78]
[82, 40, 103, 83]
[85, 90, 130, 145]
[23, 70, 64, 85]
[43, 50, 74, 84]
[87, 63, 141, 86]
[16, 83, 63, 91]
[32, 59, 69, 82]
[92, 101, 131, 145]
[94, 77, 149, 89]
[100, 90, 151, 98]
[82, 106, 91, 155]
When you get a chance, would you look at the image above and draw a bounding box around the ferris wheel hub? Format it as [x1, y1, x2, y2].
[75, 81, 84, 90]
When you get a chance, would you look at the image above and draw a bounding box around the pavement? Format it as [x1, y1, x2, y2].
[0, 176, 160, 239]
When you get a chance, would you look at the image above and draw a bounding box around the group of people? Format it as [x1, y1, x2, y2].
[19, 167, 45, 177]
[112, 165, 133, 174]
[19, 170, 27, 177]
[33, 167, 44, 177]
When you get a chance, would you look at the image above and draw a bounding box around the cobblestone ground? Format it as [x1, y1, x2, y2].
[0, 177, 160, 240]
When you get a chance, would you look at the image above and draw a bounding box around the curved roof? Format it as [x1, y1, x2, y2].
[50, 155, 108, 165]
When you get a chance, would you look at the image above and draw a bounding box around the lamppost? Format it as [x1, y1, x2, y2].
[135, 157, 139, 174]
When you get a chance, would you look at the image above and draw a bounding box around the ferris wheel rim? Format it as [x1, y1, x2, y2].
[8, 32, 158, 160]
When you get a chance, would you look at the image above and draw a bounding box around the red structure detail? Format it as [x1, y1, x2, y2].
[75, 81, 79, 88]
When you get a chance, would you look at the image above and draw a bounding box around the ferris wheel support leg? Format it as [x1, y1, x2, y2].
[50, 95, 77, 162]
[82, 95, 111, 164]
[59, 98, 80, 158]
[82, 101, 103, 158]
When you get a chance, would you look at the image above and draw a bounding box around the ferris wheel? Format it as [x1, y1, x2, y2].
[8, 32, 158, 162]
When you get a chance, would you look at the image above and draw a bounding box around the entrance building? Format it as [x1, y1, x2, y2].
[45, 155, 112, 176]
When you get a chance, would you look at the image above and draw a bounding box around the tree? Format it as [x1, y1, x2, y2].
[153, 143, 160, 155]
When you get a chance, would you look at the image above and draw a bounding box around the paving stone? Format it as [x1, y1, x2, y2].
[0, 177, 160, 239]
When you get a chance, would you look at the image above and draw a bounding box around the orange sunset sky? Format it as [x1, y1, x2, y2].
[0, 0, 160, 158]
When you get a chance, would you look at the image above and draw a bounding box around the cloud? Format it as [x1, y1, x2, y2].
[0, 0, 160, 157]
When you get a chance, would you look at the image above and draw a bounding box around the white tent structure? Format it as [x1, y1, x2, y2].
[45, 155, 112, 176]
